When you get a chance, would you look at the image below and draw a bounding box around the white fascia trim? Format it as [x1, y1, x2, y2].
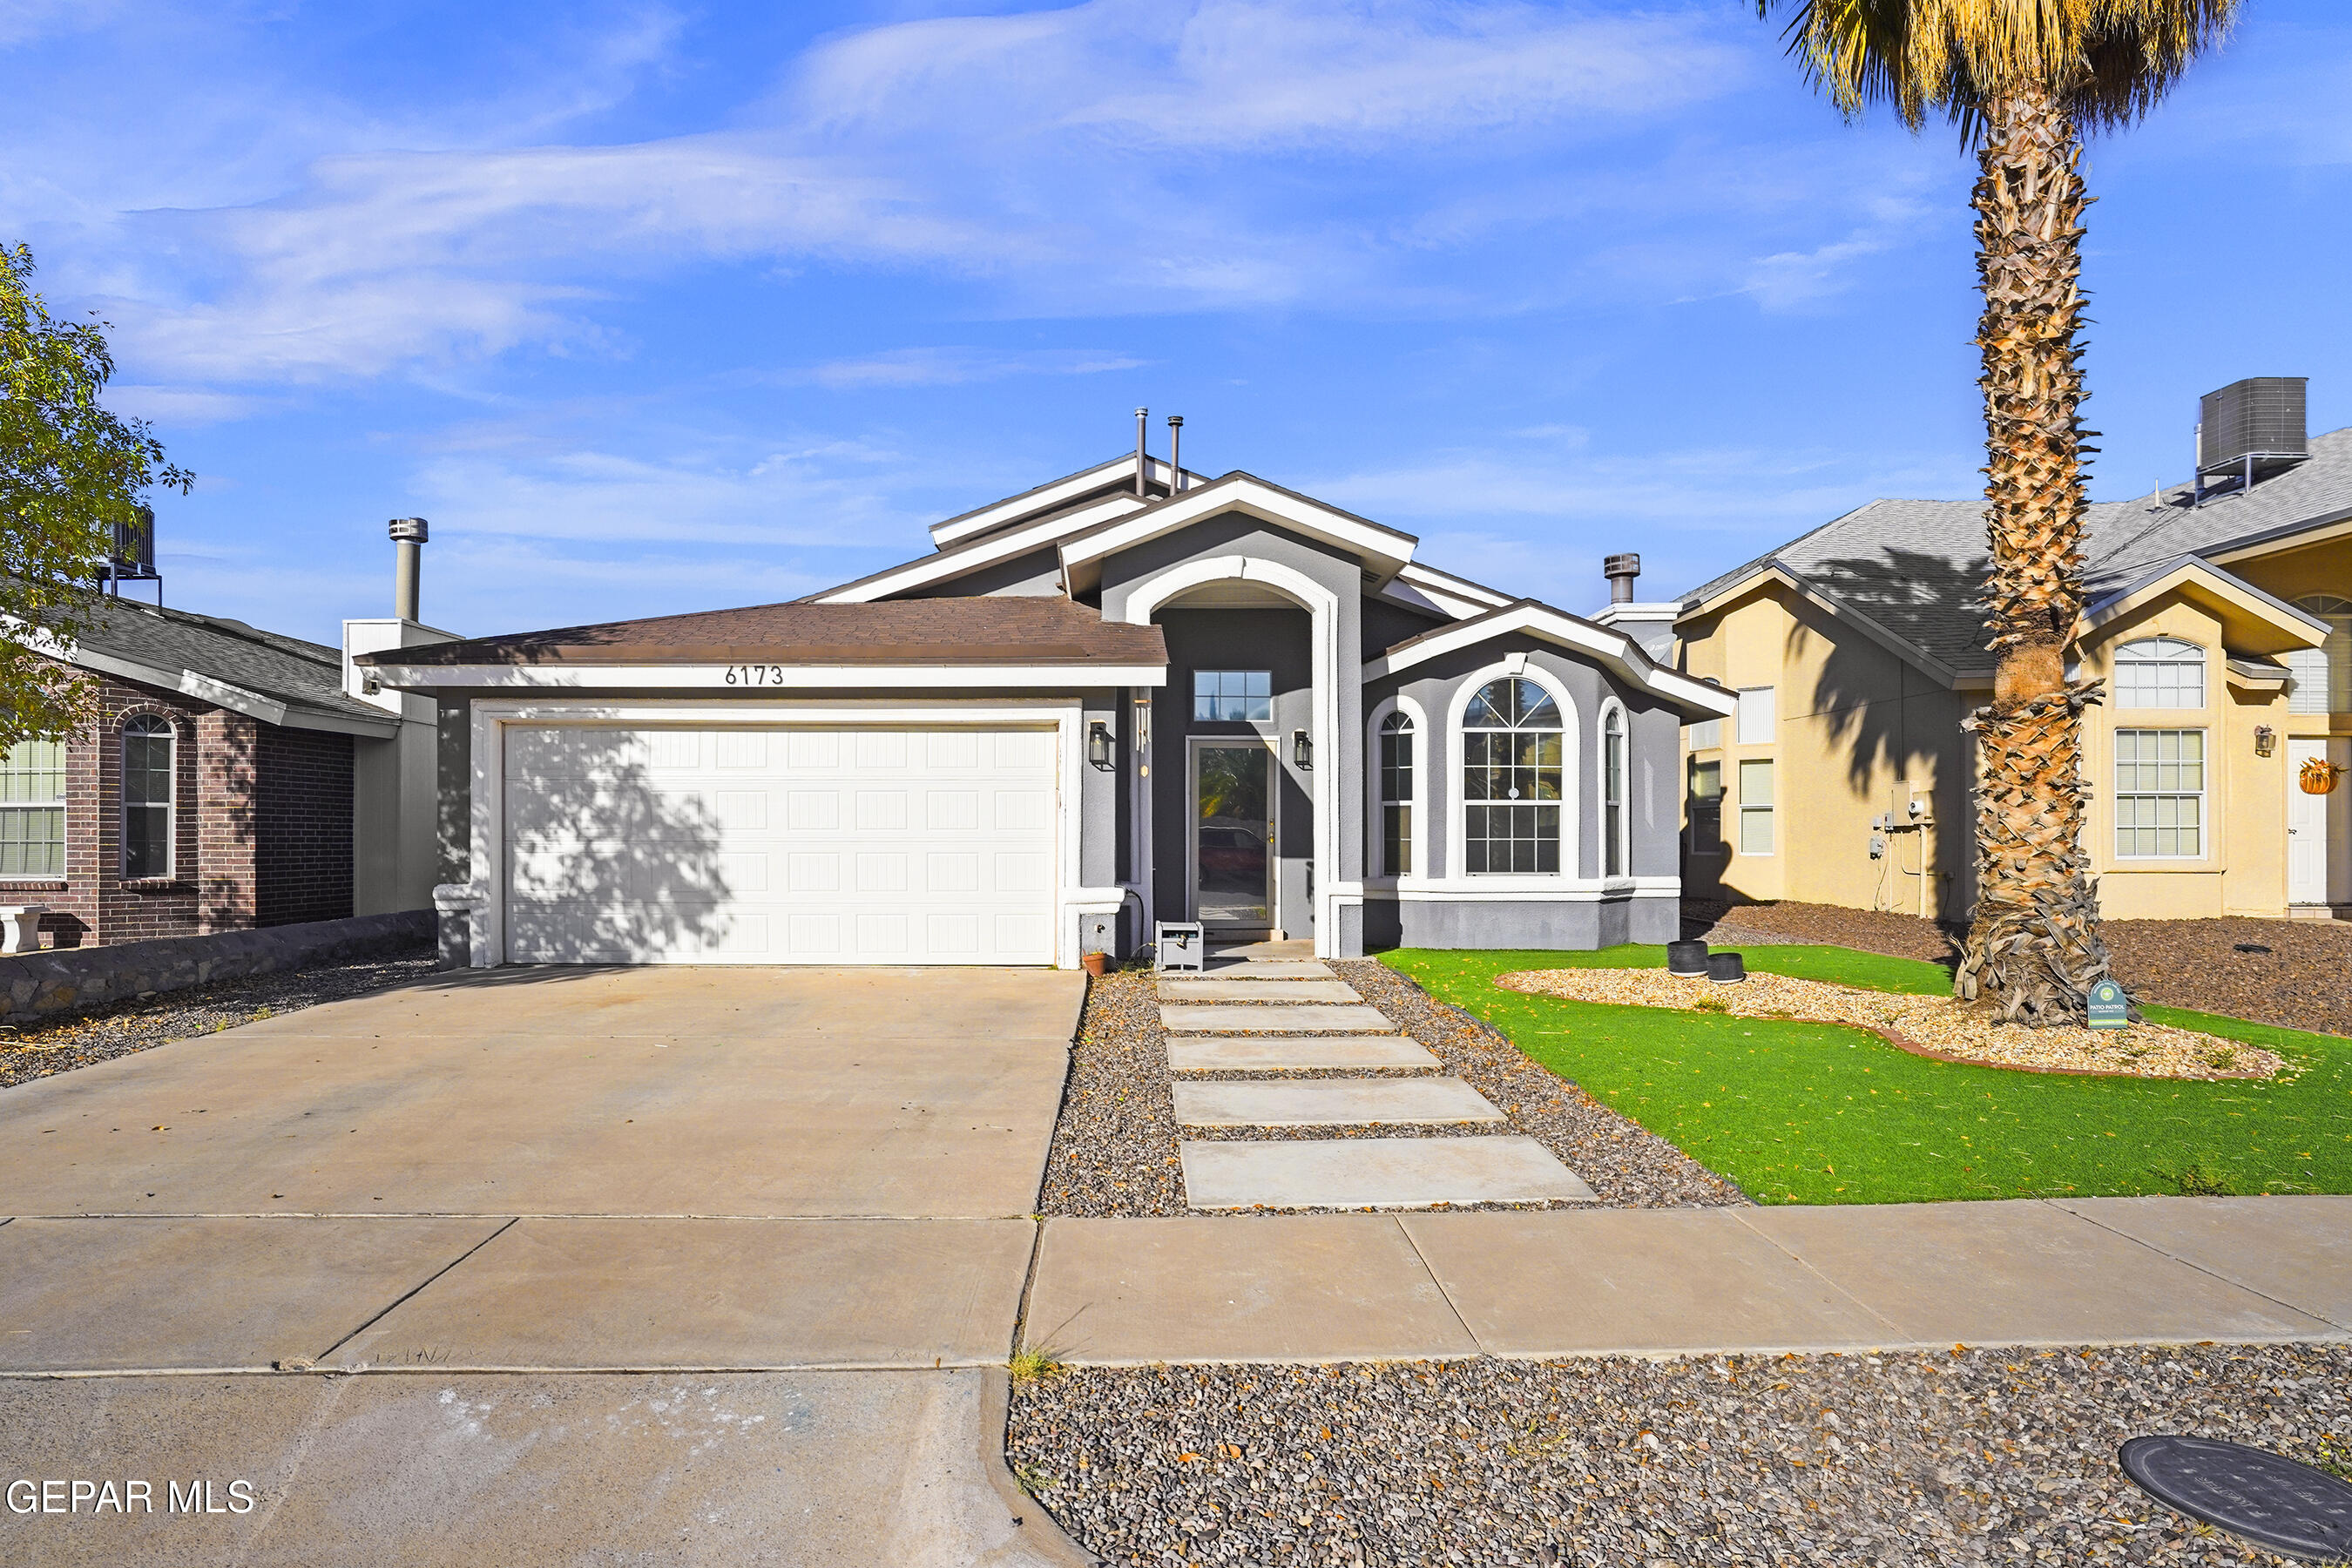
[1367, 605, 1737, 718]
[463, 698, 1089, 970]
[1060, 477, 1417, 581]
[1394, 562, 1512, 616]
[371, 663, 1166, 691]
[2079, 557, 2330, 646]
[818, 493, 1148, 604]
[929, 456, 1179, 549]
[175, 669, 288, 727]
[10, 622, 398, 736]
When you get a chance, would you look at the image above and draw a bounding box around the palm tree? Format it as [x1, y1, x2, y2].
[1757, 0, 2239, 1024]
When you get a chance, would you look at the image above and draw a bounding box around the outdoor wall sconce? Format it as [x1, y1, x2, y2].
[1088, 720, 1115, 770]
[2255, 725, 2277, 757]
[1292, 728, 1313, 769]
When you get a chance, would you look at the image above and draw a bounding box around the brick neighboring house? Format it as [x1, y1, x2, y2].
[3, 598, 442, 948]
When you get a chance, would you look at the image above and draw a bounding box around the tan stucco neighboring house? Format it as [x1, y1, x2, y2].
[1673, 398, 2352, 924]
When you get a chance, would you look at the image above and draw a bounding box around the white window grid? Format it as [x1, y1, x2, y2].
[2114, 638, 2206, 710]
[0, 739, 65, 878]
[123, 715, 176, 880]
[2114, 728, 2204, 859]
[1378, 710, 1414, 876]
[1462, 677, 1564, 875]
[1738, 757, 1774, 855]
[2290, 597, 2352, 715]
[1601, 707, 1626, 878]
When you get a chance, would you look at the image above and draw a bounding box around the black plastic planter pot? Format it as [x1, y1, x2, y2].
[1666, 940, 1710, 977]
[1707, 952, 1747, 984]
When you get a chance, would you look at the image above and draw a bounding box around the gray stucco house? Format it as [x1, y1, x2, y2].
[360, 449, 1733, 968]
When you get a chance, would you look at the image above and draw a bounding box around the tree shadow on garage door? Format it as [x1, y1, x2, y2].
[499, 727, 740, 963]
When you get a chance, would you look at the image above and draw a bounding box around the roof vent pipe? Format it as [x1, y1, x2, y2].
[1133, 408, 1148, 497]
[1604, 552, 1641, 605]
[390, 517, 429, 621]
[1167, 415, 1183, 494]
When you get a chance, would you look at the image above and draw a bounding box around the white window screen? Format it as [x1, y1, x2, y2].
[2115, 638, 2205, 709]
[2291, 597, 2352, 715]
[1736, 687, 1774, 745]
[1686, 717, 1721, 750]
[1738, 758, 1774, 855]
[2114, 729, 2204, 858]
[0, 740, 65, 877]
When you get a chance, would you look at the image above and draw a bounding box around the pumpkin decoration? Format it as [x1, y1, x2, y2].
[2301, 756, 2345, 796]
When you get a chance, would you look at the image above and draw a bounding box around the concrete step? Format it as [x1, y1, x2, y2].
[1173, 1078, 1503, 1127]
[1157, 977, 1362, 1004]
[1180, 1137, 1597, 1210]
[1207, 939, 1315, 961]
[1166, 1035, 1442, 1072]
[1159, 1004, 1395, 1035]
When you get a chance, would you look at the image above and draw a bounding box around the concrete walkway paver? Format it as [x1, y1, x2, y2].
[1023, 1215, 1479, 1366]
[1159, 1002, 1396, 1034]
[1199, 959, 1334, 978]
[2051, 1194, 2352, 1330]
[1158, 977, 1362, 1003]
[1166, 1035, 1442, 1071]
[1173, 1078, 1504, 1126]
[1180, 1138, 1598, 1210]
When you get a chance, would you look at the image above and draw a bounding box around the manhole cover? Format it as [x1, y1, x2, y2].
[2119, 1436, 2352, 1563]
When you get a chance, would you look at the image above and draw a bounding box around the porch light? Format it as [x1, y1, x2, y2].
[1088, 720, 1115, 770]
[1292, 728, 1313, 769]
[2255, 726, 2276, 757]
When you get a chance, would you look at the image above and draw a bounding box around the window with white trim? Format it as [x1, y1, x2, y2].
[1686, 716, 1721, 751]
[122, 715, 175, 880]
[1738, 758, 1774, 855]
[1462, 677, 1562, 874]
[1378, 710, 1414, 876]
[2114, 729, 2204, 858]
[1735, 686, 1774, 745]
[2289, 596, 2352, 715]
[1602, 707, 1626, 877]
[1193, 669, 1271, 722]
[2115, 637, 2205, 709]
[0, 740, 65, 878]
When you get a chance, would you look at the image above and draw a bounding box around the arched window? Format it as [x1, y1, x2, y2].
[2290, 596, 2352, 716]
[2115, 637, 2205, 709]
[1463, 677, 1562, 874]
[1378, 709, 1414, 876]
[122, 715, 175, 879]
[1602, 706, 1627, 878]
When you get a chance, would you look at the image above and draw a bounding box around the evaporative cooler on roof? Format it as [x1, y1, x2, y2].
[2197, 376, 2308, 484]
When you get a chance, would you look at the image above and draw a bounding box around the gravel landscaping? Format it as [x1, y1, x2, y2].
[1496, 968, 2288, 1082]
[0, 947, 436, 1091]
[1684, 899, 2352, 1039]
[1009, 1343, 2352, 1566]
[1036, 962, 1747, 1216]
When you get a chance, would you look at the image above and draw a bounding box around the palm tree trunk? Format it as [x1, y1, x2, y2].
[1953, 84, 2127, 1026]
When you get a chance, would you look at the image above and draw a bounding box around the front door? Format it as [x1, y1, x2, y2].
[1193, 743, 1274, 933]
[2288, 738, 2335, 906]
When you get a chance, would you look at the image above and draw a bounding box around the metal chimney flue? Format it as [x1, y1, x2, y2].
[1166, 415, 1183, 494]
[389, 517, 429, 621]
[1133, 408, 1149, 497]
[1604, 552, 1641, 605]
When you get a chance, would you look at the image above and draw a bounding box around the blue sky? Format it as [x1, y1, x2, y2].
[8, 0, 2350, 645]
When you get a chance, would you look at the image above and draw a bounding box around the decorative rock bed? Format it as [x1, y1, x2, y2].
[1495, 968, 2288, 1082]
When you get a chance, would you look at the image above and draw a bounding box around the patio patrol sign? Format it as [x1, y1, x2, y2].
[2087, 980, 2128, 1031]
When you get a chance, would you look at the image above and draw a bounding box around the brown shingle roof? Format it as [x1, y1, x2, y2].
[357, 597, 1166, 668]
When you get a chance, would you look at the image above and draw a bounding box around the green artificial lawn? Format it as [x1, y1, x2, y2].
[1383, 944, 2352, 1206]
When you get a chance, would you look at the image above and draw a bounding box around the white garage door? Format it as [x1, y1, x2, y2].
[501, 725, 1059, 964]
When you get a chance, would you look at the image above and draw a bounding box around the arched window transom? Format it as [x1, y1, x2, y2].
[1378, 710, 1414, 876]
[1463, 678, 1562, 875]
[122, 715, 175, 880]
[2115, 637, 2205, 709]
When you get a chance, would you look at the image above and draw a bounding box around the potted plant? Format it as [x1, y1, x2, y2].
[1080, 949, 1112, 977]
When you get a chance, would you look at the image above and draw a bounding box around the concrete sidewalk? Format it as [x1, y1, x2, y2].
[1020, 1195, 2352, 1364]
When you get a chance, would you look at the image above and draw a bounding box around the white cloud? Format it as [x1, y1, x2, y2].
[803, 347, 1149, 389]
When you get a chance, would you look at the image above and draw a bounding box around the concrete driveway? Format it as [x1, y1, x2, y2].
[0, 965, 1091, 1567]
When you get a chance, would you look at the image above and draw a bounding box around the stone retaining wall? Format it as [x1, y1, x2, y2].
[1, 909, 434, 1022]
